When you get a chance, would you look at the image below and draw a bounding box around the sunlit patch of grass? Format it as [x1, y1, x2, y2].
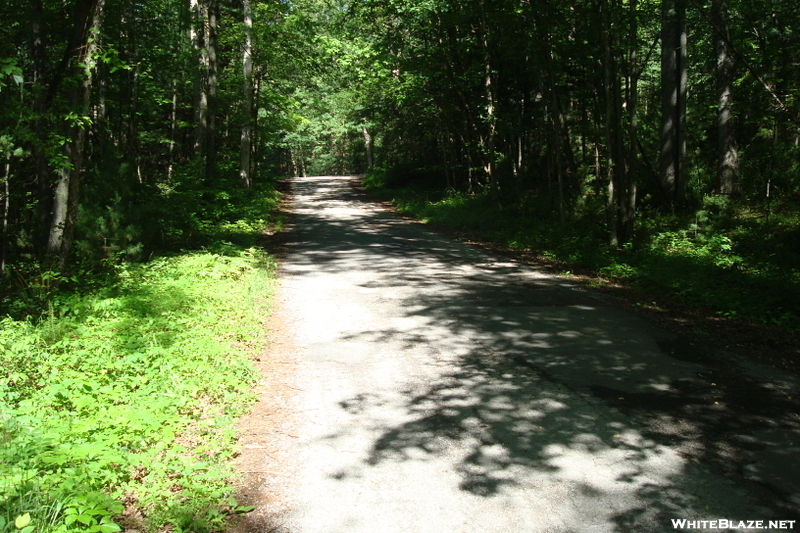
[0, 182, 280, 532]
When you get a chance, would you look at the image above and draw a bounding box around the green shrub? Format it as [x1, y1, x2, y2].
[0, 246, 276, 532]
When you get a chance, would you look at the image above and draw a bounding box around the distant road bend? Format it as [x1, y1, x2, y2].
[243, 175, 800, 533]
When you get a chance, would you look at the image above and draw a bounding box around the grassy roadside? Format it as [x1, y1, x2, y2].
[362, 174, 800, 343]
[0, 187, 281, 533]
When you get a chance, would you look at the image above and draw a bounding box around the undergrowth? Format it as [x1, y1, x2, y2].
[363, 173, 800, 331]
[0, 185, 281, 532]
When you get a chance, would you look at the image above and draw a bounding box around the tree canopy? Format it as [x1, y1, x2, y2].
[1, 0, 799, 294]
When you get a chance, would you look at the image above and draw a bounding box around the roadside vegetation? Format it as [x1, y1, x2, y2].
[0, 183, 281, 533]
[364, 174, 800, 333]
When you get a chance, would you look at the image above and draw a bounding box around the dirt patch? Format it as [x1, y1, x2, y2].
[227, 295, 301, 533]
[228, 179, 300, 533]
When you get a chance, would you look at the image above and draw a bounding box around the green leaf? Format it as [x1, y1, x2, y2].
[15, 513, 31, 529]
[77, 514, 95, 525]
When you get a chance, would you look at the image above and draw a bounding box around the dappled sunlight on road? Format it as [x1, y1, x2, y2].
[273, 176, 800, 533]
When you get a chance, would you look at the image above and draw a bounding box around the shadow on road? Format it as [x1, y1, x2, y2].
[283, 176, 800, 531]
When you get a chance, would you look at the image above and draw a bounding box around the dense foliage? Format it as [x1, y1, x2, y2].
[300, 0, 800, 329]
[0, 0, 313, 290]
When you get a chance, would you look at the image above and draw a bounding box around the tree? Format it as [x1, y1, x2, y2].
[659, 0, 687, 208]
[45, 0, 102, 267]
[240, 0, 254, 188]
[712, 0, 739, 195]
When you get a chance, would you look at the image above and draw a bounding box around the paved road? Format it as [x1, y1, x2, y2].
[266, 176, 800, 533]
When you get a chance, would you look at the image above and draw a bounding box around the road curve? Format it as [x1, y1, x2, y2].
[257, 176, 800, 533]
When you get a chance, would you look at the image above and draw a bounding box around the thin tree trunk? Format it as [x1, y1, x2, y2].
[545, 40, 576, 212]
[46, 0, 102, 268]
[240, 0, 254, 188]
[602, 0, 620, 246]
[168, 78, 178, 181]
[623, 0, 639, 241]
[362, 124, 374, 172]
[1, 158, 9, 274]
[205, 0, 218, 184]
[191, 0, 208, 155]
[31, 0, 51, 250]
[659, 0, 687, 208]
[712, 0, 740, 195]
[479, 1, 498, 201]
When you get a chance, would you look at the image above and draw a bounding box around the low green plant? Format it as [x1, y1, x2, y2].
[1, 241, 276, 531]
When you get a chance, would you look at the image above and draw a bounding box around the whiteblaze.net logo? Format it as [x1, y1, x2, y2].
[671, 519, 797, 530]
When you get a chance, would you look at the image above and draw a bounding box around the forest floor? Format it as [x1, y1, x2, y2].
[228, 175, 800, 533]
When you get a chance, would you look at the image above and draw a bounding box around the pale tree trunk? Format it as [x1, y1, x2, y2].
[712, 0, 740, 195]
[479, 0, 498, 201]
[659, 0, 687, 208]
[253, 69, 262, 178]
[47, 0, 102, 268]
[362, 124, 374, 172]
[289, 148, 298, 177]
[240, 0, 254, 188]
[191, 0, 208, 155]
[168, 79, 178, 181]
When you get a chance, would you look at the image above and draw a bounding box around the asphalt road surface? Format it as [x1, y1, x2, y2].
[259, 175, 800, 533]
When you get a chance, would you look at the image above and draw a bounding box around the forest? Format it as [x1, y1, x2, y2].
[1, 0, 799, 325]
[0, 0, 799, 531]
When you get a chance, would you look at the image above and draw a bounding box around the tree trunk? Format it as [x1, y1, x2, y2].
[712, 0, 740, 195]
[240, 0, 254, 188]
[168, 78, 178, 181]
[46, 0, 102, 268]
[602, 0, 624, 246]
[31, 0, 51, 251]
[545, 38, 576, 214]
[623, 0, 639, 241]
[659, 0, 687, 208]
[205, 0, 218, 184]
[479, 1, 498, 201]
[191, 0, 208, 156]
[1, 158, 9, 274]
[362, 124, 374, 172]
